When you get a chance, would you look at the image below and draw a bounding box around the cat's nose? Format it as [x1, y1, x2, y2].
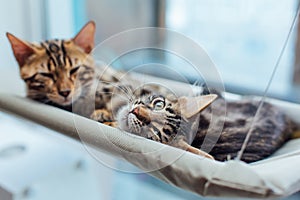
[58, 90, 71, 98]
[131, 107, 151, 124]
[132, 107, 139, 116]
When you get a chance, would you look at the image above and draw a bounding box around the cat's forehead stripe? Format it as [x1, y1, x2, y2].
[41, 40, 63, 54]
[49, 43, 60, 53]
[61, 40, 67, 56]
[40, 40, 71, 69]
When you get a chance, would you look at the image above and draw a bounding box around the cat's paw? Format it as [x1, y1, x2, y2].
[90, 109, 113, 122]
[103, 121, 118, 127]
[202, 152, 215, 160]
[188, 146, 214, 160]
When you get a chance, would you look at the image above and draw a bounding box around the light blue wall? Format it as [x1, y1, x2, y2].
[73, 0, 88, 33]
[0, 0, 44, 95]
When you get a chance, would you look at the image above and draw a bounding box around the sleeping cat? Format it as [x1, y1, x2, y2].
[7, 21, 97, 110]
[116, 92, 297, 162]
[6, 21, 146, 121]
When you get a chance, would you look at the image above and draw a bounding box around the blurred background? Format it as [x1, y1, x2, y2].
[0, 0, 300, 199]
[1, 0, 300, 102]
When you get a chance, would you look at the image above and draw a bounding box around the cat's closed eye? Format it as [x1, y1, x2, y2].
[69, 66, 81, 76]
[40, 73, 55, 80]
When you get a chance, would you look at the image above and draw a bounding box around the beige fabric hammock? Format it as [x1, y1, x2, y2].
[0, 93, 300, 199]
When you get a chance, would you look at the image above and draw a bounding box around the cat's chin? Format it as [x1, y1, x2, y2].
[47, 92, 82, 106]
[48, 96, 73, 106]
[59, 100, 73, 106]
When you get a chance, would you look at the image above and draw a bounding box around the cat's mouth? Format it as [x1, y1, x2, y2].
[47, 93, 77, 106]
[49, 96, 73, 106]
[46, 88, 83, 106]
[117, 105, 153, 135]
[127, 111, 163, 142]
[127, 112, 145, 133]
[125, 106, 152, 134]
[61, 98, 73, 105]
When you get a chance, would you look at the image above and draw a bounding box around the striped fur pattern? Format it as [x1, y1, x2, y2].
[118, 94, 181, 142]
[7, 21, 128, 119]
[7, 22, 96, 110]
[24, 39, 94, 106]
[117, 93, 215, 159]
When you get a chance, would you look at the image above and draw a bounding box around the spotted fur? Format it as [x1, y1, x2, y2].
[117, 93, 216, 159]
[117, 93, 297, 162]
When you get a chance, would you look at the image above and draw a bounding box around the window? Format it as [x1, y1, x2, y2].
[82, 0, 300, 103]
[165, 0, 299, 102]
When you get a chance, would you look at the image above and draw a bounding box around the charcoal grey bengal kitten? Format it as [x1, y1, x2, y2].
[117, 93, 298, 162]
[117, 93, 218, 159]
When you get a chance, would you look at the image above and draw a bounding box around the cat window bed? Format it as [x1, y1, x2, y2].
[0, 93, 300, 199]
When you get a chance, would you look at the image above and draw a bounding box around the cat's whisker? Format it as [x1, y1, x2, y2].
[119, 81, 134, 93]
[120, 84, 135, 100]
[125, 92, 137, 104]
[109, 81, 135, 101]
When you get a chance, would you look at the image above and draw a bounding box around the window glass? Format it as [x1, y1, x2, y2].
[165, 0, 299, 102]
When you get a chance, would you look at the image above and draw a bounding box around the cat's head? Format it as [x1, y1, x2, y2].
[117, 93, 217, 143]
[7, 21, 96, 106]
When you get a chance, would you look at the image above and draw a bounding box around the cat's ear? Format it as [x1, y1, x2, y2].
[6, 33, 35, 67]
[178, 94, 218, 118]
[73, 21, 95, 54]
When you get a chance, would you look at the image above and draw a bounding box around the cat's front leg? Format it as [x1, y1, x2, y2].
[185, 144, 215, 160]
[172, 136, 214, 160]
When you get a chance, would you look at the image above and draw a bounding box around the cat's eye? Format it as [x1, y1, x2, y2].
[70, 66, 80, 75]
[40, 73, 54, 79]
[153, 100, 165, 110]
